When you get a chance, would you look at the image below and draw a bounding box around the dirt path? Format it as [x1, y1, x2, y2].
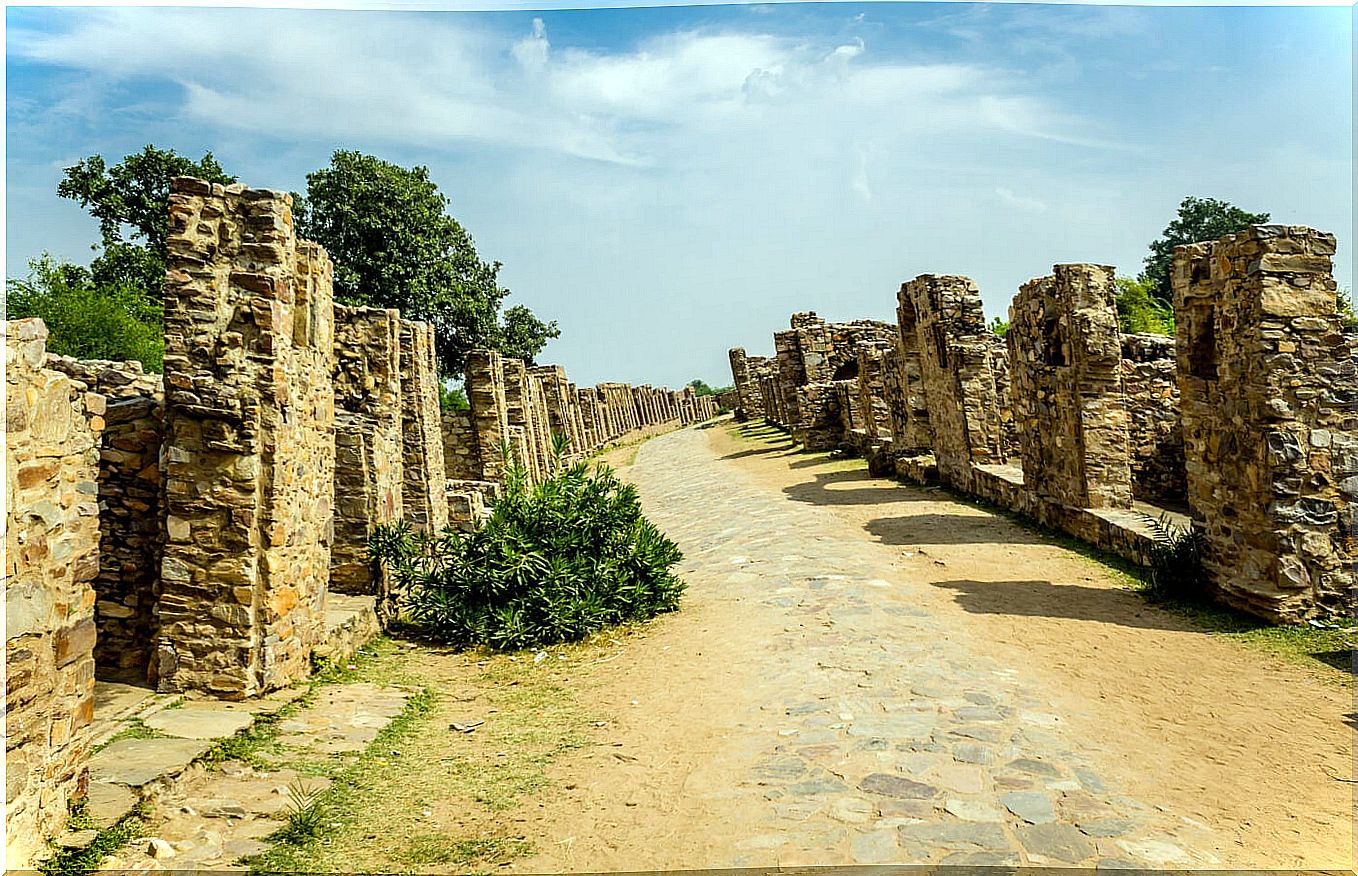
[506, 421, 1353, 870]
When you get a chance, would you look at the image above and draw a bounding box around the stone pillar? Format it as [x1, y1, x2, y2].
[856, 341, 893, 440]
[5, 319, 101, 868]
[1173, 224, 1356, 622]
[1007, 264, 1133, 509]
[44, 357, 164, 685]
[1120, 334, 1186, 507]
[891, 296, 935, 454]
[466, 349, 509, 482]
[728, 347, 761, 421]
[899, 274, 1009, 488]
[398, 321, 449, 533]
[332, 305, 404, 600]
[159, 177, 335, 699]
[502, 359, 539, 480]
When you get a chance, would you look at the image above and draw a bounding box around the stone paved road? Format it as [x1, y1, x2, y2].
[623, 425, 1223, 868]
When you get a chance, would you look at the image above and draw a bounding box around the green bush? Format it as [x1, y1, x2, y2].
[371, 438, 685, 650]
[1115, 276, 1173, 335]
[1140, 512, 1207, 601]
[6, 255, 163, 372]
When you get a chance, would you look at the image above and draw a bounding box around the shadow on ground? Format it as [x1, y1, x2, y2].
[931, 579, 1205, 632]
[783, 469, 935, 507]
[863, 512, 1050, 546]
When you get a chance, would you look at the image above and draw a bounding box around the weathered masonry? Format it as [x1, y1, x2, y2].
[445, 349, 718, 502]
[5, 320, 102, 869]
[729, 224, 1355, 624]
[1173, 226, 1354, 621]
[4, 175, 717, 866]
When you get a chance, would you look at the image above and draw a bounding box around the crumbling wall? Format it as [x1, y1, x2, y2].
[855, 341, 894, 441]
[398, 321, 449, 533]
[899, 275, 1009, 487]
[332, 305, 404, 601]
[1008, 264, 1132, 509]
[5, 319, 102, 868]
[158, 178, 335, 698]
[1173, 224, 1356, 621]
[892, 297, 935, 455]
[44, 357, 163, 684]
[1121, 333, 1186, 507]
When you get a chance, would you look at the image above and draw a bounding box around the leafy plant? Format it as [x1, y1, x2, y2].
[987, 316, 1009, 337]
[439, 381, 470, 412]
[6, 255, 164, 371]
[372, 435, 685, 650]
[1139, 512, 1207, 601]
[276, 780, 327, 843]
[1115, 276, 1174, 335]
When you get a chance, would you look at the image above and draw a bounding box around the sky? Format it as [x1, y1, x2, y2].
[5, 2, 1352, 388]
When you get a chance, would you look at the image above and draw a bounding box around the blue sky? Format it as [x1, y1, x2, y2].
[6, 2, 1352, 387]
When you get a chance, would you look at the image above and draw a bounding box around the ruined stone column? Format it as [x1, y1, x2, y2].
[891, 296, 936, 455]
[332, 305, 404, 600]
[1007, 264, 1133, 509]
[398, 320, 449, 533]
[899, 274, 1009, 488]
[5, 319, 101, 867]
[1173, 225, 1356, 622]
[856, 340, 894, 441]
[466, 349, 509, 482]
[159, 178, 335, 698]
[502, 358, 539, 480]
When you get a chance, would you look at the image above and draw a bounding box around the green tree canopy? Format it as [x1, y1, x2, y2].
[1142, 196, 1269, 303]
[6, 255, 164, 372]
[295, 150, 557, 377]
[58, 145, 236, 301]
[1115, 276, 1174, 335]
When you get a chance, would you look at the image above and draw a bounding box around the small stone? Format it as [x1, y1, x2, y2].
[858, 773, 938, 799]
[147, 838, 176, 859]
[57, 829, 99, 850]
[999, 790, 1056, 824]
[1017, 822, 1096, 863]
[952, 743, 995, 765]
[943, 798, 1004, 822]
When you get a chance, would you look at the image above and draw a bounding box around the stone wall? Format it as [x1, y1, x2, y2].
[44, 357, 163, 685]
[1173, 224, 1355, 621]
[1121, 333, 1185, 507]
[158, 178, 335, 699]
[1008, 264, 1132, 509]
[332, 305, 404, 605]
[5, 319, 101, 868]
[398, 320, 449, 533]
[899, 275, 1011, 487]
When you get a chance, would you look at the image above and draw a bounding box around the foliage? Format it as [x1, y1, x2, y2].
[1337, 286, 1357, 332]
[1138, 513, 1207, 602]
[58, 145, 236, 302]
[987, 316, 1009, 337]
[372, 436, 685, 650]
[498, 304, 561, 364]
[688, 379, 733, 397]
[1142, 196, 1269, 303]
[275, 780, 328, 843]
[296, 150, 557, 377]
[6, 255, 164, 372]
[39, 799, 148, 876]
[439, 382, 470, 412]
[1114, 276, 1174, 335]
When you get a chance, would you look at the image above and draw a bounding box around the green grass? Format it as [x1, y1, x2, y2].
[245, 636, 593, 874]
[91, 718, 166, 753]
[39, 800, 150, 876]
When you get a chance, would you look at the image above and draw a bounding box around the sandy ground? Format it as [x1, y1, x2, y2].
[697, 422, 1356, 866]
[510, 420, 1354, 870]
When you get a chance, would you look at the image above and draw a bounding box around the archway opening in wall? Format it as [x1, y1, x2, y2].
[832, 360, 859, 382]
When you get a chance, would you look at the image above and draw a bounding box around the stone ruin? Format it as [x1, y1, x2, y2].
[729, 224, 1355, 625]
[444, 350, 716, 503]
[3, 176, 718, 865]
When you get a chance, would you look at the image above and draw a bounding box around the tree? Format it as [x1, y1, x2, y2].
[1142, 196, 1269, 303]
[497, 304, 561, 364]
[987, 316, 1009, 337]
[6, 255, 164, 371]
[296, 150, 557, 377]
[1115, 276, 1173, 335]
[58, 145, 236, 301]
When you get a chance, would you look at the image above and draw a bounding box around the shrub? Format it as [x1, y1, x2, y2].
[371, 437, 685, 650]
[1116, 276, 1173, 335]
[1139, 512, 1207, 601]
[6, 255, 163, 371]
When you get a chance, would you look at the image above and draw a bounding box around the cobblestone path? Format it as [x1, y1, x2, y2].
[621, 425, 1224, 868]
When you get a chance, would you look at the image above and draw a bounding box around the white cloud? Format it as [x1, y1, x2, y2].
[996, 187, 1048, 212]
